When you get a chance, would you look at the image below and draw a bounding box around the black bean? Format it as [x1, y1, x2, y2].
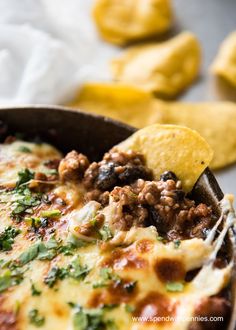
[123, 281, 136, 293]
[146, 206, 166, 235]
[95, 163, 118, 191]
[118, 165, 151, 184]
[173, 190, 185, 202]
[160, 171, 178, 182]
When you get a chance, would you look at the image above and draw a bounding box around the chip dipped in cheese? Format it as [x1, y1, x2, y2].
[117, 124, 213, 191]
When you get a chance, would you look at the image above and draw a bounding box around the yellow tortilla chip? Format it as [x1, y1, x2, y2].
[111, 32, 201, 97]
[92, 0, 172, 45]
[164, 101, 236, 170]
[68, 83, 236, 170]
[117, 124, 213, 192]
[211, 32, 236, 87]
[69, 83, 167, 127]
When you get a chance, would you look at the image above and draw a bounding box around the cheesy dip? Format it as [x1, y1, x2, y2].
[0, 137, 233, 330]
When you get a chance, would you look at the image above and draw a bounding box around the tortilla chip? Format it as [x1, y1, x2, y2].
[117, 124, 213, 192]
[111, 32, 201, 97]
[164, 101, 236, 170]
[68, 83, 236, 170]
[69, 83, 167, 128]
[92, 0, 172, 45]
[211, 32, 236, 87]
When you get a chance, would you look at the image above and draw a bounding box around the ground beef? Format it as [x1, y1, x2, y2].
[59, 148, 215, 241]
[44, 159, 60, 170]
[34, 172, 48, 182]
[83, 148, 152, 191]
[28, 171, 58, 192]
[106, 173, 214, 240]
[85, 189, 110, 207]
[110, 186, 148, 231]
[59, 150, 89, 182]
[138, 177, 214, 240]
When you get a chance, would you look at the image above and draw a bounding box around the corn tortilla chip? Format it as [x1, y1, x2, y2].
[117, 124, 213, 192]
[92, 0, 172, 45]
[69, 83, 167, 127]
[68, 83, 236, 170]
[164, 101, 236, 170]
[111, 32, 201, 97]
[211, 32, 236, 87]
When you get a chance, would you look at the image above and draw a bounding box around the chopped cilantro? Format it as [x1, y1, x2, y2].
[0, 272, 12, 292]
[0, 226, 21, 251]
[99, 225, 113, 241]
[10, 169, 42, 221]
[18, 146, 32, 153]
[58, 243, 76, 256]
[92, 282, 108, 289]
[25, 214, 58, 230]
[106, 319, 117, 330]
[14, 236, 79, 269]
[93, 268, 120, 289]
[68, 234, 92, 248]
[100, 268, 120, 282]
[44, 237, 58, 249]
[44, 256, 89, 288]
[24, 217, 41, 229]
[69, 304, 117, 330]
[40, 209, 61, 218]
[68, 256, 89, 281]
[31, 283, 42, 296]
[16, 168, 34, 187]
[28, 309, 45, 327]
[44, 266, 68, 288]
[37, 242, 57, 260]
[102, 304, 118, 311]
[11, 187, 41, 221]
[0, 266, 24, 293]
[93, 269, 136, 294]
[173, 239, 181, 249]
[125, 304, 135, 313]
[18, 243, 39, 265]
[166, 282, 184, 292]
[18, 237, 59, 265]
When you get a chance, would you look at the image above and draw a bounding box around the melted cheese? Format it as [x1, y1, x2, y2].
[0, 141, 61, 187]
[0, 141, 234, 330]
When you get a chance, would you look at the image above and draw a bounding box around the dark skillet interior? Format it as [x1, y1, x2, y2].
[0, 105, 234, 329]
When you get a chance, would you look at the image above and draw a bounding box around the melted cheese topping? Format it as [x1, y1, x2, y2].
[0, 141, 61, 187]
[0, 141, 234, 330]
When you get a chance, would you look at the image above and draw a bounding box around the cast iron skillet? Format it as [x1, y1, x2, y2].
[0, 105, 235, 329]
